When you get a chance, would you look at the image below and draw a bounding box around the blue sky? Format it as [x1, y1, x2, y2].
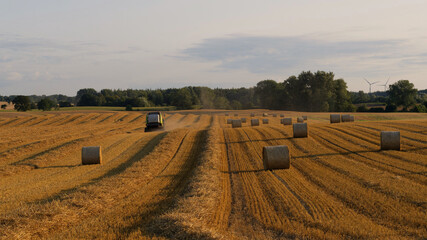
[1, 0, 426, 96]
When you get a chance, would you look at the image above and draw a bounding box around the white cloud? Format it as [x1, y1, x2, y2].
[6, 72, 23, 82]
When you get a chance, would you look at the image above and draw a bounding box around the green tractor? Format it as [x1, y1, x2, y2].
[145, 111, 165, 132]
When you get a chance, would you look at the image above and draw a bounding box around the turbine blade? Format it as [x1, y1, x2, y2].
[364, 78, 370, 84]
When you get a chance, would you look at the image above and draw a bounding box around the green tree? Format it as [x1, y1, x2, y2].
[37, 98, 56, 111]
[196, 87, 216, 109]
[76, 88, 98, 104]
[171, 88, 193, 109]
[12, 96, 31, 112]
[214, 96, 230, 109]
[78, 93, 103, 106]
[331, 79, 353, 112]
[254, 80, 281, 109]
[388, 80, 417, 111]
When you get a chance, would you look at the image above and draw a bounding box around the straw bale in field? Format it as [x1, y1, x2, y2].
[227, 119, 232, 124]
[330, 114, 341, 123]
[225, 113, 229, 116]
[251, 119, 260, 126]
[350, 115, 355, 122]
[263, 113, 268, 117]
[232, 120, 242, 128]
[241, 118, 247, 123]
[82, 146, 102, 165]
[381, 131, 400, 150]
[341, 114, 351, 122]
[234, 113, 238, 117]
[263, 145, 290, 170]
[250, 113, 255, 117]
[273, 114, 277, 117]
[293, 123, 308, 138]
[283, 118, 292, 125]
[262, 118, 269, 124]
[297, 117, 304, 123]
[302, 116, 307, 120]
[280, 114, 284, 117]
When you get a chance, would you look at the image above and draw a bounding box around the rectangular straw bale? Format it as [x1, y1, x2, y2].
[234, 113, 238, 117]
[272, 114, 277, 117]
[302, 116, 307, 120]
[262, 118, 269, 124]
[227, 119, 232, 124]
[263, 113, 268, 117]
[241, 118, 247, 123]
[280, 114, 285, 117]
[250, 113, 255, 117]
[350, 115, 355, 122]
[297, 117, 304, 123]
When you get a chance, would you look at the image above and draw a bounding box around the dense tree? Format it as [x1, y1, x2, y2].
[76, 88, 98, 104]
[78, 93, 103, 106]
[255, 80, 282, 109]
[388, 80, 417, 111]
[37, 98, 56, 111]
[214, 96, 230, 109]
[12, 96, 32, 112]
[171, 88, 193, 109]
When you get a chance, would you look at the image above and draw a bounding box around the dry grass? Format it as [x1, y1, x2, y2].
[0, 110, 426, 239]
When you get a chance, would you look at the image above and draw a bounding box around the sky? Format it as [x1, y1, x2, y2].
[1, 0, 427, 96]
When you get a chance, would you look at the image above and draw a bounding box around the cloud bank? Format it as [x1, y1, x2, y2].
[180, 35, 427, 77]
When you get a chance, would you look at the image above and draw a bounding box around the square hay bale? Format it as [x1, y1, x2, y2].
[330, 114, 341, 123]
[302, 116, 307, 120]
[297, 117, 304, 123]
[225, 113, 229, 116]
[381, 131, 400, 150]
[293, 123, 308, 138]
[262, 118, 269, 124]
[250, 113, 255, 117]
[227, 119, 232, 124]
[280, 114, 285, 117]
[272, 114, 277, 117]
[262, 145, 290, 170]
[232, 119, 242, 128]
[241, 118, 247, 123]
[234, 113, 238, 117]
[263, 113, 268, 117]
[350, 115, 355, 122]
[251, 119, 260, 126]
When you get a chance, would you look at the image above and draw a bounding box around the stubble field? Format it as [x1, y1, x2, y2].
[0, 110, 426, 239]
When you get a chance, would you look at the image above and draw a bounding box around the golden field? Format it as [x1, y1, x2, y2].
[0, 110, 426, 239]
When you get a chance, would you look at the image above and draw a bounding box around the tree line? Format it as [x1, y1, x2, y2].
[3, 71, 426, 112]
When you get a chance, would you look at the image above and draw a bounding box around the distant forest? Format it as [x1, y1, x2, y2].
[2, 71, 426, 112]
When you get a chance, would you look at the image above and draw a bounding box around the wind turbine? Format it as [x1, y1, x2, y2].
[377, 77, 390, 91]
[364, 78, 380, 94]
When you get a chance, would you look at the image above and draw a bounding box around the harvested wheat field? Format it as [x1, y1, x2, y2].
[0, 110, 426, 239]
